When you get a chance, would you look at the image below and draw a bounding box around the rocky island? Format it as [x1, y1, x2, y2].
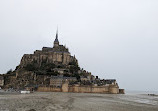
[0, 31, 124, 94]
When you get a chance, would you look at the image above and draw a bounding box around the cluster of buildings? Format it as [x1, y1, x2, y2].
[0, 31, 124, 94]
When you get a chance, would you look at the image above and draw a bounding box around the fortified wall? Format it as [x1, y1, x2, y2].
[37, 82, 122, 94]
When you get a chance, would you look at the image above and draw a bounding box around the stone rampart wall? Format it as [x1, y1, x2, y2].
[119, 89, 125, 94]
[37, 84, 120, 94]
[68, 85, 109, 93]
[37, 87, 61, 92]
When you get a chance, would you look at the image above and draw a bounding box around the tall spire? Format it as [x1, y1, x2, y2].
[56, 27, 58, 40]
[54, 27, 59, 42]
[54, 27, 59, 47]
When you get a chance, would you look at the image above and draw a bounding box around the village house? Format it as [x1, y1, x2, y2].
[0, 76, 4, 86]
[50, 75, 77, 87]
[52, 68, 69, 74]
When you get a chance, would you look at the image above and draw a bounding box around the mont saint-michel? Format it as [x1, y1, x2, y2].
[0, 31, 124, 94]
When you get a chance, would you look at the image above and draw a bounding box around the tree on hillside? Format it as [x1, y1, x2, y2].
[6, 69, 12, 74]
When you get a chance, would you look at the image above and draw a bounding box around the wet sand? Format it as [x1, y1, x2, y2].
[0, 92, 158, 111]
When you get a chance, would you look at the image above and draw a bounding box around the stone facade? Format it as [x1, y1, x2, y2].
[18, 32, 77, 70]
[119, 89, 125, 94]
[20, 46, 75, 68]
[38, 82, 120, 94]
[62, 81, 69, 92]
[37, 86, 61, 92]
[0, 76, 4, 86]
[50, 76, 77, 87]
[14, 31, 79, 86]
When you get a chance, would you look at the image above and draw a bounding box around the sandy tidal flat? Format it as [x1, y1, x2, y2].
[0, 92, 158, 111]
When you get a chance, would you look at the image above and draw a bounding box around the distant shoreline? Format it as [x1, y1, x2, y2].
[125, 90, 158, 95]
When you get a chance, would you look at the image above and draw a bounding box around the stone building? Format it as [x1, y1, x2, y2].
[52, 68, 69, 75]
[15, 30, 78, 80]
[80, 76, 89, 81]
[105, 79, 117, 85]
[19, 30, 77, 70]
[50, 75, 77, 87]
[0, 76, 4, 86]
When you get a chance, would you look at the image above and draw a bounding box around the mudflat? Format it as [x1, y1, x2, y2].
[0, 92, 158, 111]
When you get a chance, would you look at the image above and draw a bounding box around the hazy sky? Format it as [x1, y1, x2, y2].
[0, 0, 158, 91]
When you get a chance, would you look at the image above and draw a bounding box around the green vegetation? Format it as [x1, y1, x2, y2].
[69, 60, 80, 74]
[23, 59, 82, 80]
[73, 73, 80, 81]
[6, 69, 12, 74]
[24, 62, 60, 76]
[40, 63, 56, 71]
[25, 64, 37, 71]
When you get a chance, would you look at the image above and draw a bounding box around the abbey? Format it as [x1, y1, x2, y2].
[20, 31, 76, 68]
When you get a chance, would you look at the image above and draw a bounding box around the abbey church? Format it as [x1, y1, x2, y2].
[20, 31, 77, 69]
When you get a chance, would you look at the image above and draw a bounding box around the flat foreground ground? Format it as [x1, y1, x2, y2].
[0, 92, 158, 111]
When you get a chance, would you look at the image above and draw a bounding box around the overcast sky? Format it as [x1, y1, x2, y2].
[0, 0, 158, 91]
